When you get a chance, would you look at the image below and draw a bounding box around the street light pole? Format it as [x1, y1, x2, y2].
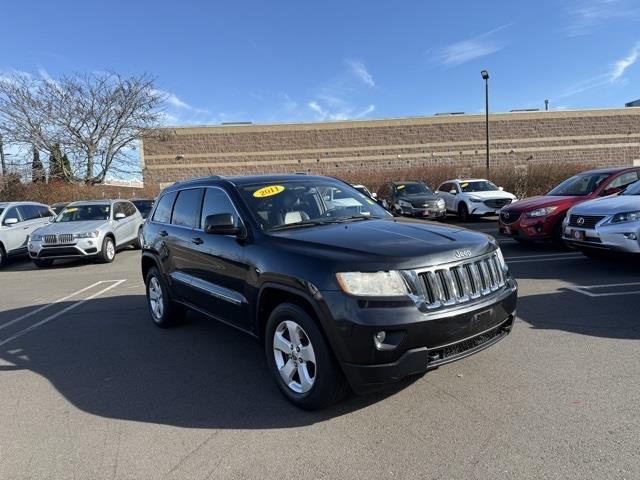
[481, 70, 490, 177]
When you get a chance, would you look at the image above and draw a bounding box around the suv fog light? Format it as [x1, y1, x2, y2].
[623, 233, 637, 240]
[373, 330, 406, 351]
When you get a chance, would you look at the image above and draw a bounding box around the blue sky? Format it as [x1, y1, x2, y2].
[1, 0, 639, 126]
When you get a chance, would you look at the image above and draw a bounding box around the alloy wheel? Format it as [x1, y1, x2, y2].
[106, 239, 115, 260]
[148, 276, 164, 319]
[273, 320, 317, 394]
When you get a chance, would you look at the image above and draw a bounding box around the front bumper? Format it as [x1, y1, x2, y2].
[28, 238, 101, 259]
[468, 203, 504, 216]
[320, 280, 518, 394]
[498, 215, 555, 240]
[400, 206, 446, 219]
[563, 223, 640, 253]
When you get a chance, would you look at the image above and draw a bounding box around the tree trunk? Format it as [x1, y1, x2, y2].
[0, 134, 6, 176]
[32, 145, 46, 183]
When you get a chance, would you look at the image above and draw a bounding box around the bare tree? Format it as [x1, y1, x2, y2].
[0, 72, 164, 184]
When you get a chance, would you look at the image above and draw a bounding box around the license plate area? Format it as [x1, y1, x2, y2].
[571, 229, 585, 241]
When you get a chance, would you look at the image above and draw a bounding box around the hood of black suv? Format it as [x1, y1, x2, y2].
[269, 218, 494, 269]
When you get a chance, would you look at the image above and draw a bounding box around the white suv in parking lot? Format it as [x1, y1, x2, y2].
[0, 202, 55, 267]
[28, 200, 144, 267]
[436, 179, 516, 221]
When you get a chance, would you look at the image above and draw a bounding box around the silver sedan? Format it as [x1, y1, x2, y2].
[563, 181, 640, 256]
[28, 199, 144, 267]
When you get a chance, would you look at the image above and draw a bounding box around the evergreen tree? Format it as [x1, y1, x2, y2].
[49, 143, 64, 181]
[32, 145, 46, 183]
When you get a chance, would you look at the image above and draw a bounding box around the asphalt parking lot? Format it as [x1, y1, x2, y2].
[1, 217, 639, 480]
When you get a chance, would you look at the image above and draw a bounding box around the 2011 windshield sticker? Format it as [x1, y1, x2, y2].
[253, 185, 285, 198]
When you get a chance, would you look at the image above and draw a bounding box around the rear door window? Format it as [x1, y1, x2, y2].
[152, 192, 177, 224]
[17, 205, 40, 221]
[171, 189, 203, 228]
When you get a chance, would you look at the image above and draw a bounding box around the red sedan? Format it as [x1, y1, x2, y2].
[498, 167, 640, 243]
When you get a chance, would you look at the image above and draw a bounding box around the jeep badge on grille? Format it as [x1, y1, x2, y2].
[455, 249, 472, 258]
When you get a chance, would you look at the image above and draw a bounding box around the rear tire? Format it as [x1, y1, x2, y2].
[34, 259, 53, 268]
[145, 266, 185, 328]
[99, 236, 116, 263]
[265, 303, 349, 410]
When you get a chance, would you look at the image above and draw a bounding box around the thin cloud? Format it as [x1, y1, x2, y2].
[151, 88, 201, 111]
[559, 42, 640, 98]
[565, 0, 640, 37]
[37, 67, 56, 84]
[307, 100, 375, 121]
[434, 24, 512, 67]
[345, 59, 375, 87]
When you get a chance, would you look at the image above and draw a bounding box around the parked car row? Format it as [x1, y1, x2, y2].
[0, 198, 153, 268]
[498, 166, 640, 258]
[370, 178, 516, 222]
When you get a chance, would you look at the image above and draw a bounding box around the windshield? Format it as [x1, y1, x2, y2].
[239, 180, 391, 231]
[56, 205, 110, 222]
[459, 180, 499, 192]
[354, 186, 372, 197]
[548, 173, 610, 196]
[396, 183, 432, 196]
[132, 200, 154, 217]
[621, 180, 640, 195]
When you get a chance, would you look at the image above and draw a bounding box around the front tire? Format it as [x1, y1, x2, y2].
[0, 245, 5, 269]
[458, 202, 470, 222]
[135, 228, 144, 250]
[145, 266, 185, 327]
[99, 236, 116, 263]
[265, 303, 349, 410]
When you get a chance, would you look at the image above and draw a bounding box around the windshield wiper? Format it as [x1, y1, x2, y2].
[269, 215, 382, 231]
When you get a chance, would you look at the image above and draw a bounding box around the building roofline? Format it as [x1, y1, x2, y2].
[150, 106, 640, 135]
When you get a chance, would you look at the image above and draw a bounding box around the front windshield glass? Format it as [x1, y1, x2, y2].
[459, 180, 499, 192]
[239, 180, 391, 231]
[621, 180, 640, 195]
[548, 173, 609, 196]
[56, 205, 110, 222]
[396, 183, 432, 195]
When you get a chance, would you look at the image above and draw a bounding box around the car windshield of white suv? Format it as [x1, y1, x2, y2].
[548, 173, 609, 196]
[459, 180, 499, 192]
[396, 183, 432, 196]
[240, 180, 391, 231]
[621, 180, 640, 195]
[56, 205, 111, 222]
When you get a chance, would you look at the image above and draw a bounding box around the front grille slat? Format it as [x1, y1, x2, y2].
[43, 235, 57, 245]
[484, 198, 512, 209]
[568, 214, 605, 229]
[500, 211, 521, 224]
[417, 252, 507, 310]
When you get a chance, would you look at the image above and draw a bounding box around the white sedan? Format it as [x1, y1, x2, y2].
[436, 179, 516, 222]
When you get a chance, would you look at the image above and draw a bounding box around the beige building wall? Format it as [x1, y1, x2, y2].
[141, 108, 640, 187]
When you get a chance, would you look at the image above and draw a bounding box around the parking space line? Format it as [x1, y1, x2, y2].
[0, 281, 109, 332]
[567, 282, 640, 297]
[0, 280, 126, 347]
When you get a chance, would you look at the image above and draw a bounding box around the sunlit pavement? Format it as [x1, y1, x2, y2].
[0, 219, 638, 479]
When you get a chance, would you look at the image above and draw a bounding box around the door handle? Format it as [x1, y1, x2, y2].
[159, 230, 168, 237]
[191, 237, 204, 245]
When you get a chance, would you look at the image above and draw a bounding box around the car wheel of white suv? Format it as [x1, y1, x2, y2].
[99, 236, 116, 263]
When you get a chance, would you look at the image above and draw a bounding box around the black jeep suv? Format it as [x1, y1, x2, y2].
[141, 174, 517, 409]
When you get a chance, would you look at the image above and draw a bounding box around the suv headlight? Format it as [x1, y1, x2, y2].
[437, 199, 445, 207]
[336, 271, 409, 297]
[74, 231, 99, 239]
[398, 199, 412, 208]
[609, 211, 640, 224]
[469, 197, 483, 203]
[30, 234, 43, 241]
[526, 206, 558, 218]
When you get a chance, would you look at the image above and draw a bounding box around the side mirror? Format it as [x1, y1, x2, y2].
[449, 189, 457, 195]
[115, 212, 126, 220]
[371, 192, 378, 199]
[3, 217, 18, 226]
[498, 186, 504, 191]
[204, 213, 241, 236]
